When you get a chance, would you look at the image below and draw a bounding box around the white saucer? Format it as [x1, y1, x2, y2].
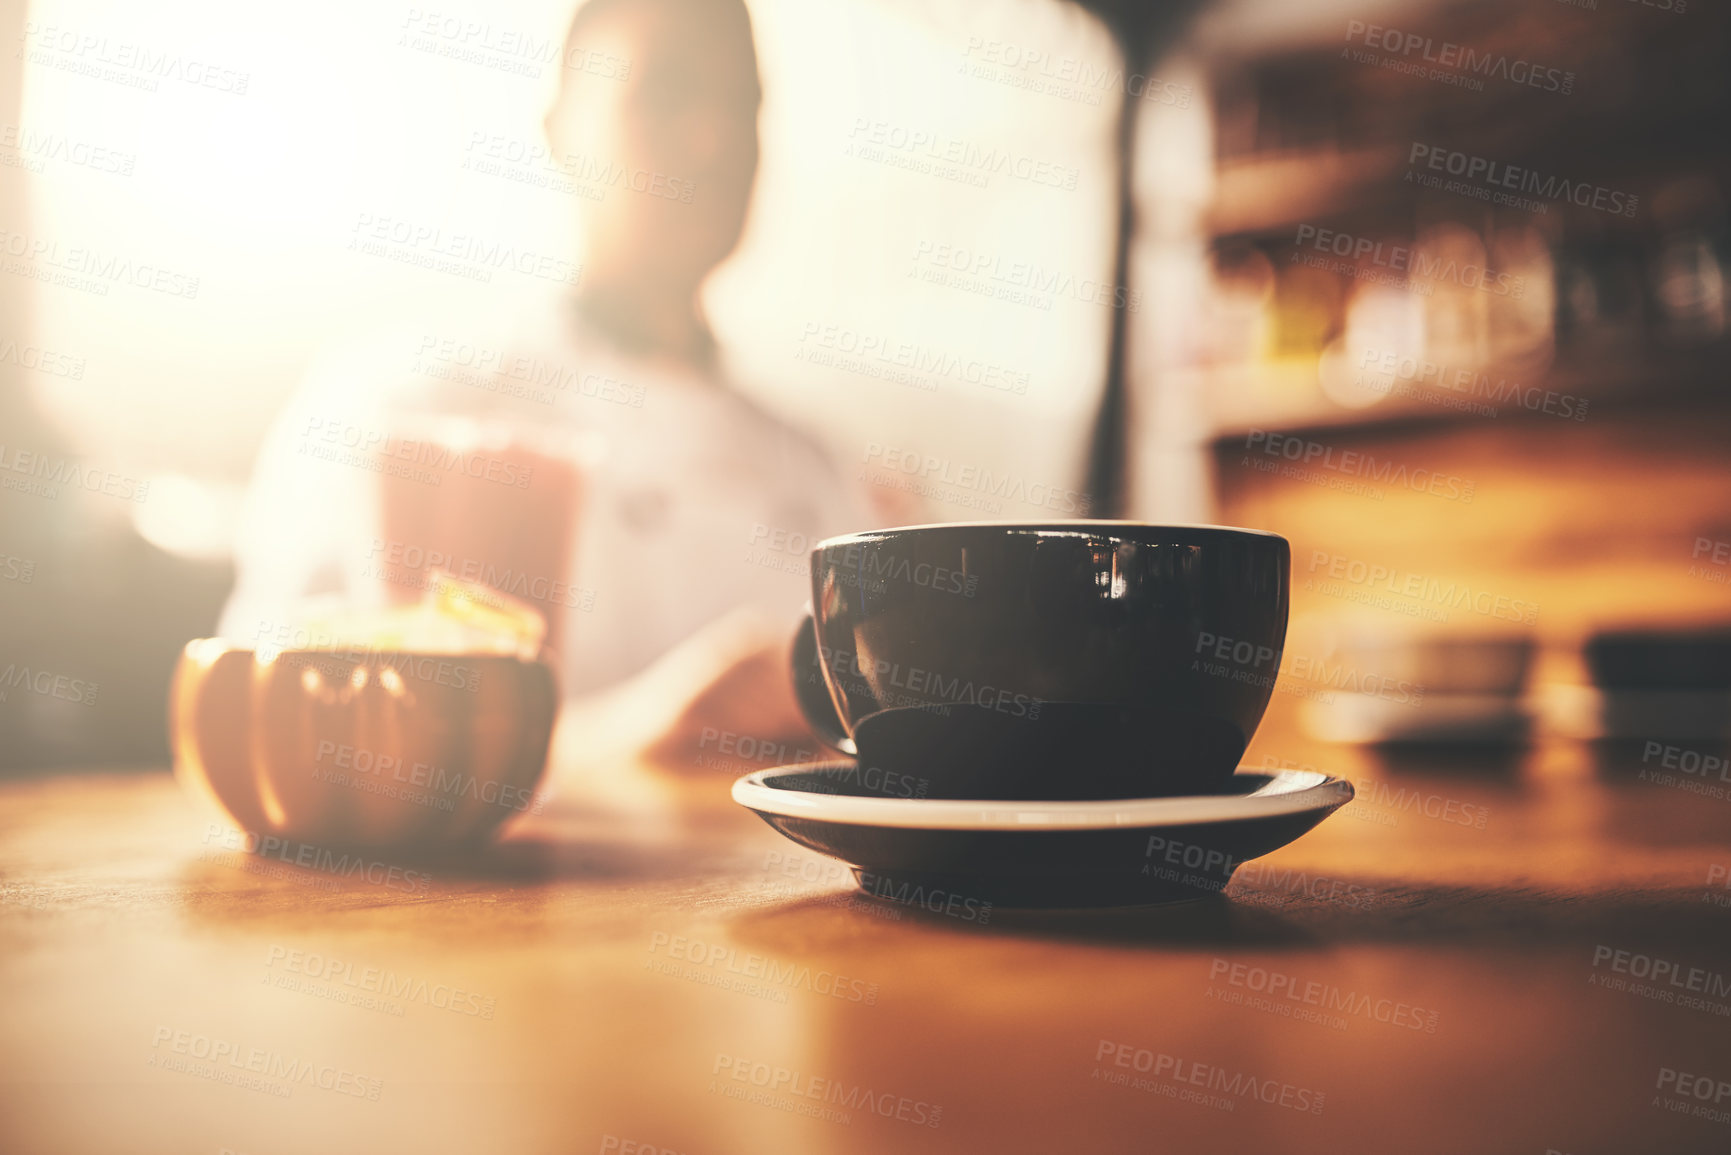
[732, 767, 1353, 829]
[732, 764, 1354, 909]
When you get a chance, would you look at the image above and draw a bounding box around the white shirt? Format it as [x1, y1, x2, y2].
[220, 294, 869, 697]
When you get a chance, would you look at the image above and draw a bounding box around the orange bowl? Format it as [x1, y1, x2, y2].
[171, 638, 558, 848]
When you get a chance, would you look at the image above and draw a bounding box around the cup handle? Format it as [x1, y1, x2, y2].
[170, 639, 274, 833]
[791, 611, 855, 756]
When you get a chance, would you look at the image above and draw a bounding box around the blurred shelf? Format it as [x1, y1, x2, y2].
[1208, 145, 1406, 238]
[1203, 341, 1731, 445]
[1209, 140, 1731, 243]
[1201, 0, 1731, 241]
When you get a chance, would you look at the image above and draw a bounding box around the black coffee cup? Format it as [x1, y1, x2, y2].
[790, 522, 1289, 801]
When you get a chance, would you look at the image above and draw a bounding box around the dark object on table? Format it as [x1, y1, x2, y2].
[1584, 627, 1731, 691]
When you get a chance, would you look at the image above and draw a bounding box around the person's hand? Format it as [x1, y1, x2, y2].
[576, 607, 824, 778]
[638, 632, 820, 774]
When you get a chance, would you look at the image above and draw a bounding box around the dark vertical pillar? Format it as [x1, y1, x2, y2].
[1079, 0, 1208, 519]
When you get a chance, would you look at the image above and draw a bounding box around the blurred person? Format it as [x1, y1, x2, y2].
[220, 0, 870, 768]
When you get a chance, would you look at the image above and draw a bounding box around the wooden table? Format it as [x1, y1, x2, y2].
[2, 730, 1729, 1155]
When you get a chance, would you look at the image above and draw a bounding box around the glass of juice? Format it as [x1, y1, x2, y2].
[370, 414, 601, 659]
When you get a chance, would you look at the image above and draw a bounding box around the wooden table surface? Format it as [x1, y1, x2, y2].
[2, 731, 1729, 1155]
